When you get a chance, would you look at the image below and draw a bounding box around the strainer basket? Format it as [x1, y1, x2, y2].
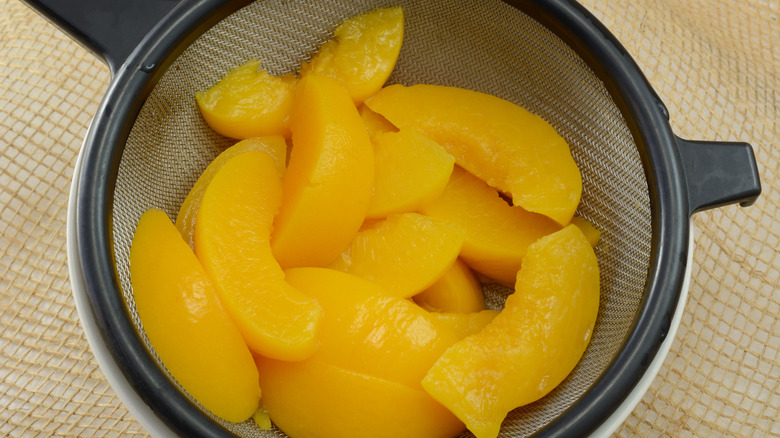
[24, 0, 761, 436]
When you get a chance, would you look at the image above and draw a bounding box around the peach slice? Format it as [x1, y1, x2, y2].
[175, 136, 287, 249]
[421, 166, 560, 286]
[571, 216, 601, 247]
[359, 104, 397, 139]
[367, 129, 455, 219]
[194, 151, 321, 361]
[413, 259, 485, 313]
[366, 83, 582, 225]
[299, 6, 404, 104]
[271, 74, 374, 268]
[428, 310, 500, 340]
[284, 267, 460, 389]
[421, 225, 600, 438]
[256, 357, 465, 438]
[329, 213, 465, 298]
[196, 59, 296, 139]
[129, 209, 260, 422]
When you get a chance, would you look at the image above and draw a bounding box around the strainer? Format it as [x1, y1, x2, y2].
[24, 0, 761, 437]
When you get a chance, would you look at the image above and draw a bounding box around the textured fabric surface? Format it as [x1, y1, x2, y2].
[1, 0, 777, 437]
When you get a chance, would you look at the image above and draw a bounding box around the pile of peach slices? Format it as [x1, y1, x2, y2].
[129, 6, 600, 438]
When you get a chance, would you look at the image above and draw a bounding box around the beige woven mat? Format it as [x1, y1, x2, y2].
[1, 0, 777, 436]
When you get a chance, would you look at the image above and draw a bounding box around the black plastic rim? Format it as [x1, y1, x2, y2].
[75, 0, 689, 436]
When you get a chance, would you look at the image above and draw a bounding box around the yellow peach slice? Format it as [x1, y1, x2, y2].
[271, 74, 374, 268]
[129, 209, 260, 422]
[196, 59, 296, 139]
[284, 267, 459, 389]
[329, 213, 465, 298]
[256, 357, 465, 438]
[359, 104, 397, 139]
[175, 136, 287, 249]
[413, 259, 485, 313]
[421, 225, 600, 438]
[428, 310, 500, 340]
[571, 216, 601, 247]
[367, 129, 455, 218]
[366, 83, 582, 225]
[299, 6, 404, 104]
[421, 166, 560, 286]
[194, 151, 321, 361]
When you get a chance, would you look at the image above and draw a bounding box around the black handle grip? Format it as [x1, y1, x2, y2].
[676, 137, 762, 215]
[21, 0, 181, 75]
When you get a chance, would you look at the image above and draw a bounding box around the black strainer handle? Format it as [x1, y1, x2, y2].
[676, 137, 762, 215]
[20, 0, 181, 75]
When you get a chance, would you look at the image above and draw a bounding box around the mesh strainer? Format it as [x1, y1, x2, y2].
[25, 0, 761, 436]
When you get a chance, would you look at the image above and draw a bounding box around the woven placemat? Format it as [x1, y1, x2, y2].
[1, 0, 777, 436]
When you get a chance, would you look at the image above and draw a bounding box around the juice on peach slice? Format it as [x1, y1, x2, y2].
[256, 357, 465, 438]
[413, 258, 486, 313]
[366, 83, 582, 225]
[129, 209, 260, 422]
[300, 6, 404, 104]
[196, 59, 296, 139]
[271, 74, 374, 268]
[175, 136, 287, 249]
[329, 213, 465, 298]
[194, 151, 321, 361]
[422, 225, 600, 438]
[367, 129, 455, 219]
[421, 166, 560, 287]
[284, 267, 459, 390]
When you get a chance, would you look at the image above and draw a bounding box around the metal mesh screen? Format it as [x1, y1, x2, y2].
[112, 0, 652, 436]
